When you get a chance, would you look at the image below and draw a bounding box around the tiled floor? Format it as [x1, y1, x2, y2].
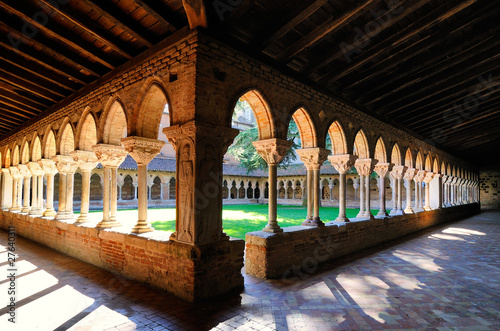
[0, 211, 499, 330]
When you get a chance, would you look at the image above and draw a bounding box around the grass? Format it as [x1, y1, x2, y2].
[150, 204, 378, 240]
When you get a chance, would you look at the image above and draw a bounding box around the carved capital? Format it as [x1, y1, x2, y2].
[38, 159, 58, 176]
[52, 155, 78, 174]
[71, 150, 99, 172]
[390, 165, 407, 180]
[92, 144, 128, 168]
[121, 136, 165, 166]
[17, 164, 31, 178]
[9, 166, 21, 179]
[328, 154, 357, 174]
[354, 158, 377, 176]
[423, 172, 435, 183]
[296, 148, 330, 170]
[27, 162, 44, 176]
[414, 170, 427, 182]
[163, 121, 239, 154]
[403, 168, 416, 181]
[252, 138, 292, 165]
[374, 162, 393, 178]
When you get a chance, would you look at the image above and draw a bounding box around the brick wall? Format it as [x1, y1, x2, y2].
[0, 211, 244, 302]
[480, 166, 500, 210]
[245, 203, 480, 279]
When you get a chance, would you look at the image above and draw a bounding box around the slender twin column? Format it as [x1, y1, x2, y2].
[329, 154, 357, 222]
[414, 170, 426, 211]
[92, 144, 128, 229]
[17, 165, 31, 213]
[403, 168, 416, 214]
[71, 151, 99, 223]
[1, 169, 12, 210]
[164, 122, 239, 244]
[28, 162, 44, 215]
[354, 158, 377, 219]
[9, 167, 22, 212]
[122, 136, 165, 234]
[374, 163, 393, 217]
[296, 148, 330, 227]
[252, 138, 292, 233]
[38, 159, 58, 217]
[423, 172, 434, 210]
[441, 175, 448, 206]
[53, 155, 79, 220]
[389, 166, 406, 216]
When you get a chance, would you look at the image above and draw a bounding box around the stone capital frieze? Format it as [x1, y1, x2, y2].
[423, 172, 435, 183]
[27, 162, 44, 176]
[414, 170, 427, 182]
[390, 165, 407, 180]
[403, 168, 416, 181]
[38, 159, 58, 175]
[1, 168, 11, 175]
[328, 154, 357, 174]
[374, 162, 393, 178]
[71, 150, 99, 172]
[52, 155, 78, 174]
[92, 144, 128, 168]
[354, 158, 378, 176]
[9, 166, 21, 179]
[252, 138, 292, 165]
[296, 148, 330, 170]
[17, 164, 31, 178]
[121, 136, 165, 165]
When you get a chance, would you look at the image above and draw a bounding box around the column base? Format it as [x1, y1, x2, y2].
[364, 211, 375, 219]
[404, 207, 414, 214]
[21, 207, 31, 213]
[9, 207, 21, 213]
[55, 212, 75, 220]
[424, 206, 432, 211]
[356, 211, 368, 218]
[302, 219, 324, 227]
[131, 221, 154, 234]
[29, 208, 43, 216]
[96, 220, 122, 228]
[390, 209, 404, 216]
[336, 216, 350, 222]
[75, 215, 89, 223]
[376, 211, 388, 217]
[43, 209, 56, 217]
[262, 224, 283, 233]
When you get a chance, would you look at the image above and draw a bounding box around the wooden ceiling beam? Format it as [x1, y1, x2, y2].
[219, 0, 255, 27]
[0, 84, 51, 109]
[321, 0, 480, 82]
[0, 73, 60, 103]
[0, 94, 43, 114]
[131, 0, 184, 30]
[80, 0, 155, 47]
[0, 0, 116, 70]
[0, 97, 41, 116]
[0, 67, 67, 99]
[37, 0, 134, 59]
[0, 104, 34, 120]
[277, 0, 377, 62]
[258, 0, 328, 51]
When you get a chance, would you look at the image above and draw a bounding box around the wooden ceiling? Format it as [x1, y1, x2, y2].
[0, 0, 498, 167]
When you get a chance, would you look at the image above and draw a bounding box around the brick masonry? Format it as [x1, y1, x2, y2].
[0, 210, 244, 302]
[245, 204, 480, 279]
[480, 166, 500, 209]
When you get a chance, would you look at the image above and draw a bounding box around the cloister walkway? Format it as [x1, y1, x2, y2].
[0, 211, 499, 330]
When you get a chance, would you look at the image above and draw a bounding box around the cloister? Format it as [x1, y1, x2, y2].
[0, 26, 482, 302]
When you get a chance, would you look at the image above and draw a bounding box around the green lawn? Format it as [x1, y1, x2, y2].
[150, 204, 378, 240]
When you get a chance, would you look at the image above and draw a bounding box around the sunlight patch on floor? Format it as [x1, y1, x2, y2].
[0, 260, 38, 279]
[383, 270, 424, 291]
[443, 227, 486, 236]
[393, 250, 442, 273]
[68, 305, 136, 330]
[429, 233, 466, 241]
[0, 269, 58, 302]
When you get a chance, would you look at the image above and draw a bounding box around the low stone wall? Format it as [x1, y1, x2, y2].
[0, 211, 244, 302]
[245, 204, 480, 279]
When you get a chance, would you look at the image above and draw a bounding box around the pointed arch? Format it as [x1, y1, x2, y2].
[59, 121, 75, 155]
[78, 112, 98, 151]
[374, 137, 387, 163]
[31, 135, 42, 161]
[327, 120, 348, 155]
[415, 151, 424, 170]
[291, 107, 317, 148]
[404, 148, 413, 168]
[447, 164, 452, 176]
[425, 154, 432, 171]
[12, 145, 20, 166]
[433, 157, 439, 174]
[237, 89, 275, 140]
[135, 82, 169, 139]
[353, 129, 369, 159]
[391, 143, 402, 166]
[3, 148, 10, 167]
[102, 99, 127, 145]
[20, 141, 30, 164]
[441, 162, 446, 175]
[43, 129, 57, 159]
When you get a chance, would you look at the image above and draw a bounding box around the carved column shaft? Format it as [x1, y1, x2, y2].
[329, 154, 357, 222]
[355, 158, 377, 219]
[375, 163, 393, 217]
[72, 150, 99, 223]
[403, 168, 416, 214]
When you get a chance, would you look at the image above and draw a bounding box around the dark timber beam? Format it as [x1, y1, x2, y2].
[183, 0, 208, 29]
[277, 0, 377, 62]
[0, 73, 60, 103]
[132, 0, 183, 31]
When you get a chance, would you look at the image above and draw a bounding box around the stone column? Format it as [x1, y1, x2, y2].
[53, 155, 78, 220]
[9, 167, 21, 212]
[304, 169, 313, 222]
[252, 138, 292, 233]
[297, 148, 330, 227]
[329, 154, 357, 222]
[423, 172, 434, 211]
[122, 136, 165, 234]
[354, 158, 377, 219]
[329, 183, 334, 201]
[92, 144, 128, 228]
[39, 159, 58, 217]
[374, 163, 393, 217]
[390, 175, 396, 212]
[1, 169, 13, 210]
[352, 177, 359, 201]
[441, 175, 448, 206]
[18, 165, 31, 213]
[403, 168, 416, 214]
[414, 170, 426, 211]
[28, 162, 44, 215]
[389, 166, 407, 215]
[163, 122, 240, 244]
[71, 151, 99, 223]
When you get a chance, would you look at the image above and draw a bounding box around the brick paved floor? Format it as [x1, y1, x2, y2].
[0, 211, 499, 330]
